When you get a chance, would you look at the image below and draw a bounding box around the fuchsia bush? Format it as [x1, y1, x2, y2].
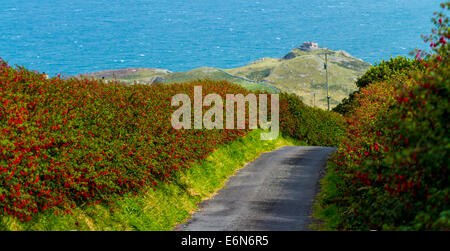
[320, 3, 449, 230]
[0, 65, 252, 221]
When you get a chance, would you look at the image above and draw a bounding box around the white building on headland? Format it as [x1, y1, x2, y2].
[299, 42, 319, 51]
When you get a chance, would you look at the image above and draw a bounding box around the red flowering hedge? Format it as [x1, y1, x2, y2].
[0, 63, 256, 221]
[319, 4, 449, 230]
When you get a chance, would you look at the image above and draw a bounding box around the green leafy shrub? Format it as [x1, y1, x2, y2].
[355, 56, 424, 89]
[331, 91, 358, 115]
[334, 56, 425, 115]
[280, 93, 345, 147]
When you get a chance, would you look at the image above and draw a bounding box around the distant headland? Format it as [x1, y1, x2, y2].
[82, 44, 371, 109]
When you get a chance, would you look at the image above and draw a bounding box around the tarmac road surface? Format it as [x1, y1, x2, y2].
[177, 146, 336, 231]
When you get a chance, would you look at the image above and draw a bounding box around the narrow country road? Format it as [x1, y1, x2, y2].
[177, 146, 336, 231]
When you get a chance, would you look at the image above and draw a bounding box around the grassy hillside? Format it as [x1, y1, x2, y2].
[83, 67, 277, 93]
[225, 48, 371, 109]
[82, 67, 170, 83]
[82, 47, 370, 109]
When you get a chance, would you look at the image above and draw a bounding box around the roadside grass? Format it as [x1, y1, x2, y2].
[311, 161, 343, 231]
[0, 130, 305, 231]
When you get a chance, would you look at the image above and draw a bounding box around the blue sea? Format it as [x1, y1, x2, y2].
[0, 0, 443, 76]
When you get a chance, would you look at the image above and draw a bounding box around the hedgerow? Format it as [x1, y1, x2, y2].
[355, 56, 424, 89]
[317, 3, 449, 230]
[279, 93, 345, 147]
[333, 56, 425, 115]
[0, 54, 345, 221]
[0, 64, 255, 221]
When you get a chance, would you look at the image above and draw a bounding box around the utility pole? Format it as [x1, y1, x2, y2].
[310, 80, 317, 108]
[313, 92, 316, 107]
[311, 90, 317, 108]
[324, 52, 330, 111]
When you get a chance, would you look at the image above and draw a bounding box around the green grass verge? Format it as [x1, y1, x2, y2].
[311, 161, 343, 231]
[1, 130, 304, 231]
